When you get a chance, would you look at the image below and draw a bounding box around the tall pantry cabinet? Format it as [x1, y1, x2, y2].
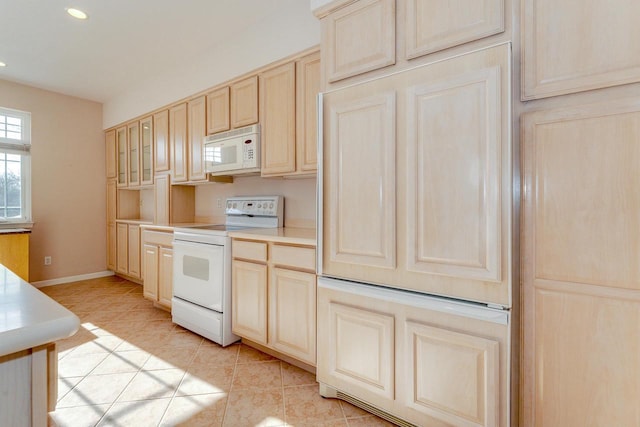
[519, 0, 640, 426]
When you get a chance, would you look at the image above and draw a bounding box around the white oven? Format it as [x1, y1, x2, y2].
[172, 196, 283, 347]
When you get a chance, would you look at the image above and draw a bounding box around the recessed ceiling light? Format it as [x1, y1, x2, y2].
[67, 8, 88, 20]
[0, 62, 6, 68]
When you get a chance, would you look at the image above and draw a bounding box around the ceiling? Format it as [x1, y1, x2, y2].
[0, 0, 310, 104]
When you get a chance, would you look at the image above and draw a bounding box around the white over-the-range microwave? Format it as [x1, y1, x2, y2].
[204, 124, 260, 175]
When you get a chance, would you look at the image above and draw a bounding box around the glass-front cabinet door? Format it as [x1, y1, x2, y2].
[128, 121, 140, 186]
[116, 126, 127, 187]
[140, 116, 153, 185]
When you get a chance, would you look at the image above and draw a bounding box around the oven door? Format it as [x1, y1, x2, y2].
[172, 240, 225, 312]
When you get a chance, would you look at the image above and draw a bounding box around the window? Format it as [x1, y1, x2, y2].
[0, 107, 31, 224]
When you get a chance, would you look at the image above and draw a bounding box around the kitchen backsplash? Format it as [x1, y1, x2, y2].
[195, 175, 316, 228]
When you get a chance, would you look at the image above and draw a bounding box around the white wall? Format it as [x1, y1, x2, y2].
[103, 3, 321, 128]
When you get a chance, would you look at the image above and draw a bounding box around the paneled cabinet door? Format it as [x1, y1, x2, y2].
[143, 244, 158, 301]
[158, 247, 173, 308]
[154, 174, 170, 225]
[260, 62, 296, 176]
[231, 260, 268, 345]
[127, 122, 140, 187]
[140, 116, 154, 185]
[322, 0, 395, 83]
[206, 87, 230, 134]
[404, 0, 504, 60]
[105, 129, 116, 179]
[116, 223, 128, 274]
[521, 99, 640, 427]
[268, 268, 316, 365]
[522, 0, 640, 99]
[322, 43, 511, 306]
[231, 76, 259, 128]
[154, 110, 170, 172]
[107, 224, 116, 271]
[187, 96, 207, 181]
[116, 126, 127, 187]
[296, 51, 321, 173]
[128, 225, 141, 279]
[170, 103, 188, 183]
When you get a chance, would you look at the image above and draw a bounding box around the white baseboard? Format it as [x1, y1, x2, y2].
[32, 270, 115, 288]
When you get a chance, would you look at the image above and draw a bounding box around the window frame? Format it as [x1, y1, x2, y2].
[0, 107, 32, 226]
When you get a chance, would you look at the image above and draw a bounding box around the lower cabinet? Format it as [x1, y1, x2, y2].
[115, 222, 141, 280]
[317, 278, 509, 427]
[142, 229, 174, 309]
[231, 239, 316, 366]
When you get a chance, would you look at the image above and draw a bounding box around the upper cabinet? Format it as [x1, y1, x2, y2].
[105, 129, 116, 179]
[323, 0, 396, 83]
[522, 0, 640, 99]
[169, 103, 188, 183]
[314, 0, 506, 89]
[260, 50, 321, 177]
[206, 86, 230, 134]
[154, 110, 170, 172]
[116, 126, 127, 187]
[140, 116, 154, 186]
[230, 76, 259, 128]
[187, 95, 207, 182]
[127, 121, 140, 187]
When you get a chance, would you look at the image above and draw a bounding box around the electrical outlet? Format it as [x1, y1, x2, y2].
[217, 198, 222, 209]
[44, 256, 52, 266]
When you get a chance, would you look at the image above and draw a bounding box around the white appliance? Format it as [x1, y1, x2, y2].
[204, 124, 260, 176]
[172, 196, 283, 347]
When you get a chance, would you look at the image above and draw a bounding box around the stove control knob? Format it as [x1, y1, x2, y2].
[232, 203, 237, 209]
[269, 203, 274, 209]
[257, 203, 262, 209]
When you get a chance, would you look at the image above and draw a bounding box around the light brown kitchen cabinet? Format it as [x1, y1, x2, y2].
[106, 179, 117, 270]
[522, 0, 640, 99]
[206, 86, 230, 134]
[115, 222, 142, 280]
[404, 0, 504, 60]
[143, 229, 174, 309]
[260, 51, 321, 177]
[116, 223, 128, 274]
[140, 115, 153, 185]
[153, 109, 170, 172]
[116, 126, 127, 187]
[317, 281, 508, 427]
[170, 103, 188, 183]
[260, 62, 296, 176]
[153, 174, 195, 225]
[321, 44, 511, 306]
[230, 76, 259, 128]
[322, 0, 396, 83]
[232, 239, 317, 365]
[521, 98, 640, 427]
[105, 129, 116, 179]
[127, 121, 140, 187]
[187, 95, 207, 181]
[295, 51, 321, 173]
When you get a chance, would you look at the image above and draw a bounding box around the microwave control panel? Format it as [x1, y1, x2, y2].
[242, 138, 255, 164]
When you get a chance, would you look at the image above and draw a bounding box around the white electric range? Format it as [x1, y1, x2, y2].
[171, 196, 283, 346]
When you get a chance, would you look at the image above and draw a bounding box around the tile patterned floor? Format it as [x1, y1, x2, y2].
[41, 276, 395, 427]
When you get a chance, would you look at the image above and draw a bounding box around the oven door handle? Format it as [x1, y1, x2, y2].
[172, 237, 226, 248]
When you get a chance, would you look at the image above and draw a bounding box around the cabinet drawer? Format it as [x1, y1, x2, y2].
[143, 230, 173, 247]
[233, 240, 267, 262]
[271, 244, 316, 271]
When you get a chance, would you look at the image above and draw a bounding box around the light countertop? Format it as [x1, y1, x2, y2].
[0, 265, 79, 357]
[229, 227, 316, 246]
[0, 228, 31, 235]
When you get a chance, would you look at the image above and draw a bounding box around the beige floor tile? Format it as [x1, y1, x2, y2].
[164, 330, 205, 348]
[232, 361, 282, 390]
[58, 352, 109, 378]
[98, 398, 172, 426]
[191, 343, 240, 366]
[64, 335, 124, 357]
[160, 393, 227, 426]
[281, 362, 316, 387]
[115, 331, 172, 352]
[223, 388, 285, 427]
[237, 344, 277, 364]
[91, 350, 151, 375]
[287, 419, 348, 427]
[177, 363, 235, 395]
[345, 415, 397, 426]
[283, 384, 344, 426]
[56, 376, 83, 402]
[118, 368, 185, 401]
[57, 372, 135, 407]
[142, 345, 199, 371]
[48, 403, 110, 427]
[340, 400, 372, 418]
